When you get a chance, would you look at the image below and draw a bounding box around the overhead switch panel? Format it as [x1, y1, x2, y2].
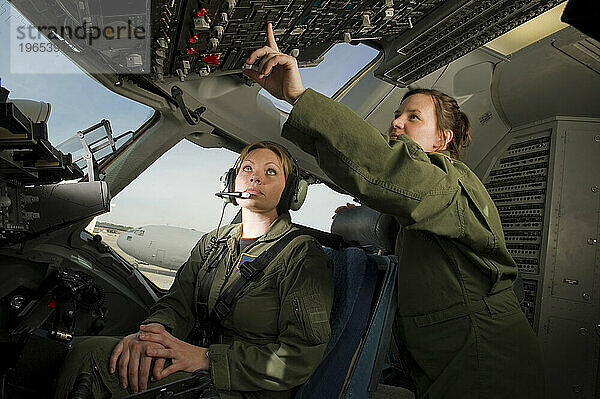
[147, 0, 563, 84]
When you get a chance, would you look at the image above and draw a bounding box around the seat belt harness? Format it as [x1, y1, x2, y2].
[212, 229, 308, 324]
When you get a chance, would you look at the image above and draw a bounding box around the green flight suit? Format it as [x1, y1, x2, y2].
[54, 213, 333, 399]
[281, 89, 544, 398]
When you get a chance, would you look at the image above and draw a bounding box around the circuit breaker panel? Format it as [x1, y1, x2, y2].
[480, 117, 600, 398]
[482, 130, 551, 328]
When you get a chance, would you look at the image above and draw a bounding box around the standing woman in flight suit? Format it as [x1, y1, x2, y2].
[54, 141, 333, 399]
[243, 24, 544, 399]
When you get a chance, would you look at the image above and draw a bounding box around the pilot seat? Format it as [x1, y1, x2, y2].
[111, 206, 414, 399]
[295, 205, 414, 399]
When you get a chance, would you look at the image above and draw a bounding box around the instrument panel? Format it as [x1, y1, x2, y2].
[150, 0, 564, 85]
[9, 0, 564, 86]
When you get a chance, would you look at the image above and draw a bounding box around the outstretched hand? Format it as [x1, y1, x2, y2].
[138, 324, 210, 380]
[243, 23, 306, 105]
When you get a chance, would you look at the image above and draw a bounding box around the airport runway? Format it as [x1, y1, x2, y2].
[97, 232, 176, 290]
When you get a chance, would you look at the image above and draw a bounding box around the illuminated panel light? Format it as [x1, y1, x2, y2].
[291, 25, 307, 35]
[202, 55, 220, 65]
[484, 2, 569, 56]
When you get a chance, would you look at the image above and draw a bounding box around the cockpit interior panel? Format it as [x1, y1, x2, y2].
[11, 0, 565, 85]
[153, 0, 567, 84]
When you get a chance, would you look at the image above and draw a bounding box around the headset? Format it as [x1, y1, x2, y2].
[215, 142, 308, 213]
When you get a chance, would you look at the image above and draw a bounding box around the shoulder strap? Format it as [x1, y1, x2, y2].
[189, 237, 230, 345]
[211, 229, 309, 322]
[196, 237, 229, 320]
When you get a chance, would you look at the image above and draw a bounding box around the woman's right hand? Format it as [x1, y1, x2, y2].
[243, 23, 306, 105]
[109, 323, 167, 393]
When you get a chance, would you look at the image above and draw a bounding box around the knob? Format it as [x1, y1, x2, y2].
[208, 37, 219, 51]
[213, 25, 224, 38]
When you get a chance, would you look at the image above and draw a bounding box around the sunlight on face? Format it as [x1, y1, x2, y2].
[234, 148, 286, 214]
[388, 93, 447, 152]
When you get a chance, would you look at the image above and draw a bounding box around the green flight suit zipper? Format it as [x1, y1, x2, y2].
[293, 298, 300, 313]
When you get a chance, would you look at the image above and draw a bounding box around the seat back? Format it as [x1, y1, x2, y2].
[330, 206, 398, 254]
[295, 247, 378, 398]
[296, 206, 399, 399]
[341, 254, 398, 398]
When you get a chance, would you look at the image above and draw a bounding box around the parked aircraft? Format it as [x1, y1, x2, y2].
[117, 225, 204, 270]
[0, 0, 598, 398]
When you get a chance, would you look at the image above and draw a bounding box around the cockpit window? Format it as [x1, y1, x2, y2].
[260, 43, 380, 113]
[55, 110, 155, 174]
[1, 2, 152, 174]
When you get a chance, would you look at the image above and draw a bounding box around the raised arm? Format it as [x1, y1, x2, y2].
[245, 25, 470, 240]
[283, 89, 462, 225]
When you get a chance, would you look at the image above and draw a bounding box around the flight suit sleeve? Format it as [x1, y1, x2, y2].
[282, 89, 466, 239]
[142, 235, 207, 339]
[208, 239, 333, 391]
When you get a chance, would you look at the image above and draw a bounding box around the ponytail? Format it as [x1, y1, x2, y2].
[447, 111, 471, 159]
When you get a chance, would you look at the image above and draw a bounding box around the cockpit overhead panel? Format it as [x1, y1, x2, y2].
[10, 0, 565, 85]
[149, 0, 564, 84]
[374, 0, 565, 86]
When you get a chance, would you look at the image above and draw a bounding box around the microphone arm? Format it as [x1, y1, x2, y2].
[215, 192, 251, 199]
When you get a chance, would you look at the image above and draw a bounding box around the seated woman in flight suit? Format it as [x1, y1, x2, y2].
[242, 24, 545, 399]
[54, 141, 334, 399]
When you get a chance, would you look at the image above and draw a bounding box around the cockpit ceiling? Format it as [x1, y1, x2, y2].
[12, 0, 564, 87]
[373, 0, 565, 86]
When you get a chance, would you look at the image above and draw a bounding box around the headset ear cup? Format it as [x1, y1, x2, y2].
[226, 168, 236, 192]
[290, 179, 308, 211]
[222, 168, 238, 205]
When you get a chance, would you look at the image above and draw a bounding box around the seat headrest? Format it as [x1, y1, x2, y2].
[331, 206, 399, 253]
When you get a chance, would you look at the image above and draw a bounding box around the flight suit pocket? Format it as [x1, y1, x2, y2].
[401, 314, 476, 383]
[458, 179, 494, 229]
[482, 288, 521, 319]
[457, 178, 501, 254]
[293, 291, 331, 345]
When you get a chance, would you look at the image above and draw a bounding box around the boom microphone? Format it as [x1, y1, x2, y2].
[215, 191, 252, 199]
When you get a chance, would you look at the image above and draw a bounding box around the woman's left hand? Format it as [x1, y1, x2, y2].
[138, 324, 210, 379]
